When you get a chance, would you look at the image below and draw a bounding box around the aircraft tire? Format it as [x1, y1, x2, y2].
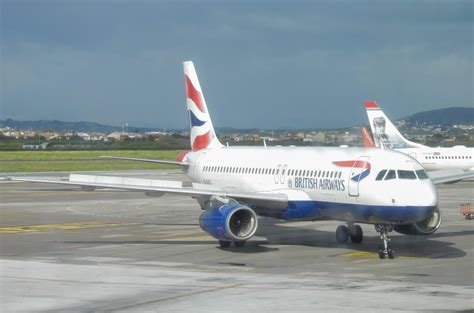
[387, 247, 395, 259]
[336, 225, 349, 243]
[349, 225, 363, 243]
[378, 245, 386, 259]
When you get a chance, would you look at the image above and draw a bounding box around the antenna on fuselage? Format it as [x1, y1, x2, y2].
[263, 138, 267, 148]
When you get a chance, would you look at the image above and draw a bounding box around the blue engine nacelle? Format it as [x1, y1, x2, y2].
[199, 201, 258, 242]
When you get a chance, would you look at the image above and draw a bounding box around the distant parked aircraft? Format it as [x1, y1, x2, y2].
[364, 101, 474, 172]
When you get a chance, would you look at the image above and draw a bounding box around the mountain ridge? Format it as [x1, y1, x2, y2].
[1, 107, 472, 132]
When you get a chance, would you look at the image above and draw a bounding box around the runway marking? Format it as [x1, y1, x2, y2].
[0, 221, 139, 234]
[3, 191, 116, 196]
[341, 251, 419, 259]
[108, 283, 244, 311]
[101, 234, 133, 238]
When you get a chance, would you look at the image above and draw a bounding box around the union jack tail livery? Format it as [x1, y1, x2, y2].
[184, 61, 223, 151]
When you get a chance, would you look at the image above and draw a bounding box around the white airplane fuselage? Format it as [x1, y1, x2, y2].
[183, 146, 438, 224]
[394, 146, 474, 171]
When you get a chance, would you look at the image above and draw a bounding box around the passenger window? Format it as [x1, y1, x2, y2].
[376, 170, 387, 181]
[397, 170, 417, 180]
[384, 170, 396, 180]
[415, 169, 429, 179]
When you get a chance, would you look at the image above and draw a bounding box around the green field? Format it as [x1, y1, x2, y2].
[0, 150, 183, 172]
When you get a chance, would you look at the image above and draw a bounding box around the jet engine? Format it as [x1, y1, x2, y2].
[394, 207, 441, 235]
[199, 201, 258, 242]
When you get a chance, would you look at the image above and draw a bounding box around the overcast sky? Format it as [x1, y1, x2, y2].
[1, 0, 472, 129]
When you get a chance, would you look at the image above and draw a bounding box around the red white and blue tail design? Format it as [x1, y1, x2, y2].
[184, 61, 223, 151]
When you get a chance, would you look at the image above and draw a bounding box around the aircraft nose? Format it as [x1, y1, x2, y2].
[411, 181, 438, 207]
[412, 181, 438, 222]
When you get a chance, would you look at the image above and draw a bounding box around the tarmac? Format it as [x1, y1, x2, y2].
[1, 170, 473, 312]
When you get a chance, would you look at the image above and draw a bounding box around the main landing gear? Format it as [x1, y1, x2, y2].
[375, 224, 394, 259]
[336, 223, 363, 244]
[219, 240, 246, 248]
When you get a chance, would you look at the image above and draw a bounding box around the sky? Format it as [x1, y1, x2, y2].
[1, 0, 473, 129]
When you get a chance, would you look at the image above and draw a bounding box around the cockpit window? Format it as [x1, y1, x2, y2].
[415, 169, 429, 179]
[397, 170, 417, 180]
[384, 170, 396, 180]
[375, 170, 387, 181]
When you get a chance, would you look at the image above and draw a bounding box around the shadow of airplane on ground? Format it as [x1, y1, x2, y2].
[61, 217, 467, 259]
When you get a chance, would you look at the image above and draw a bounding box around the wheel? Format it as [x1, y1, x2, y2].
[378, 245, 386, 259]
[336, 225, 349, 243]
[234, 241, 246, 248]
[387, 246, 395, 259]
[219, 240, 231, 248]
[348, 225, 363, 243]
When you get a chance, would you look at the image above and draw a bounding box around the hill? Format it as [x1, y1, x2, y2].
[403, 107, 474, 125]
[0, 119, 165, 133]
[1, 107, 472, 133]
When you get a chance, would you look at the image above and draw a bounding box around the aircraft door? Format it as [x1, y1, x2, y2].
[409, 152, 417, 160]
[280, 164, 288, 184]
[348, 156, 370, 197]
[274, 164, 281, 184]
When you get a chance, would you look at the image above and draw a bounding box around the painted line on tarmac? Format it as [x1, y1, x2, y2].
[3, 191, 120, 196]
[341, 251, 420, 259]
[0, 221, 139, 234]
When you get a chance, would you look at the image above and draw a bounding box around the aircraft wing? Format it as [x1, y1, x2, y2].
[100, 156, 188, 166]
[428, 169, 474, 184]
[7, 174, 289, 210]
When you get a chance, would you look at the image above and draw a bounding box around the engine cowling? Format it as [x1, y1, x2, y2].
[199, 203, 258, 242]
[394, 207, 441, 235]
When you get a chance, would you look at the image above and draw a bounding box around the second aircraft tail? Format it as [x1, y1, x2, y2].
[365, 101, 427, 149]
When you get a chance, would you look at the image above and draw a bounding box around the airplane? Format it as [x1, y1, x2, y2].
[364, 101, 474, 172]
[7, 61, 474, 259]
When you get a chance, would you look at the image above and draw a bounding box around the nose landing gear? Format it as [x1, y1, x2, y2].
[375, 224, 394, 259]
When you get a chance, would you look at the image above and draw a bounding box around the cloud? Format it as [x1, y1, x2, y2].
[1, 1, 472, 129]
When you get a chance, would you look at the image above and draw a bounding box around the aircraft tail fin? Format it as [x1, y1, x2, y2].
[184, 61, 223, 151]
[360, 125, 375, 148]
[364, 101, 427, 149]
